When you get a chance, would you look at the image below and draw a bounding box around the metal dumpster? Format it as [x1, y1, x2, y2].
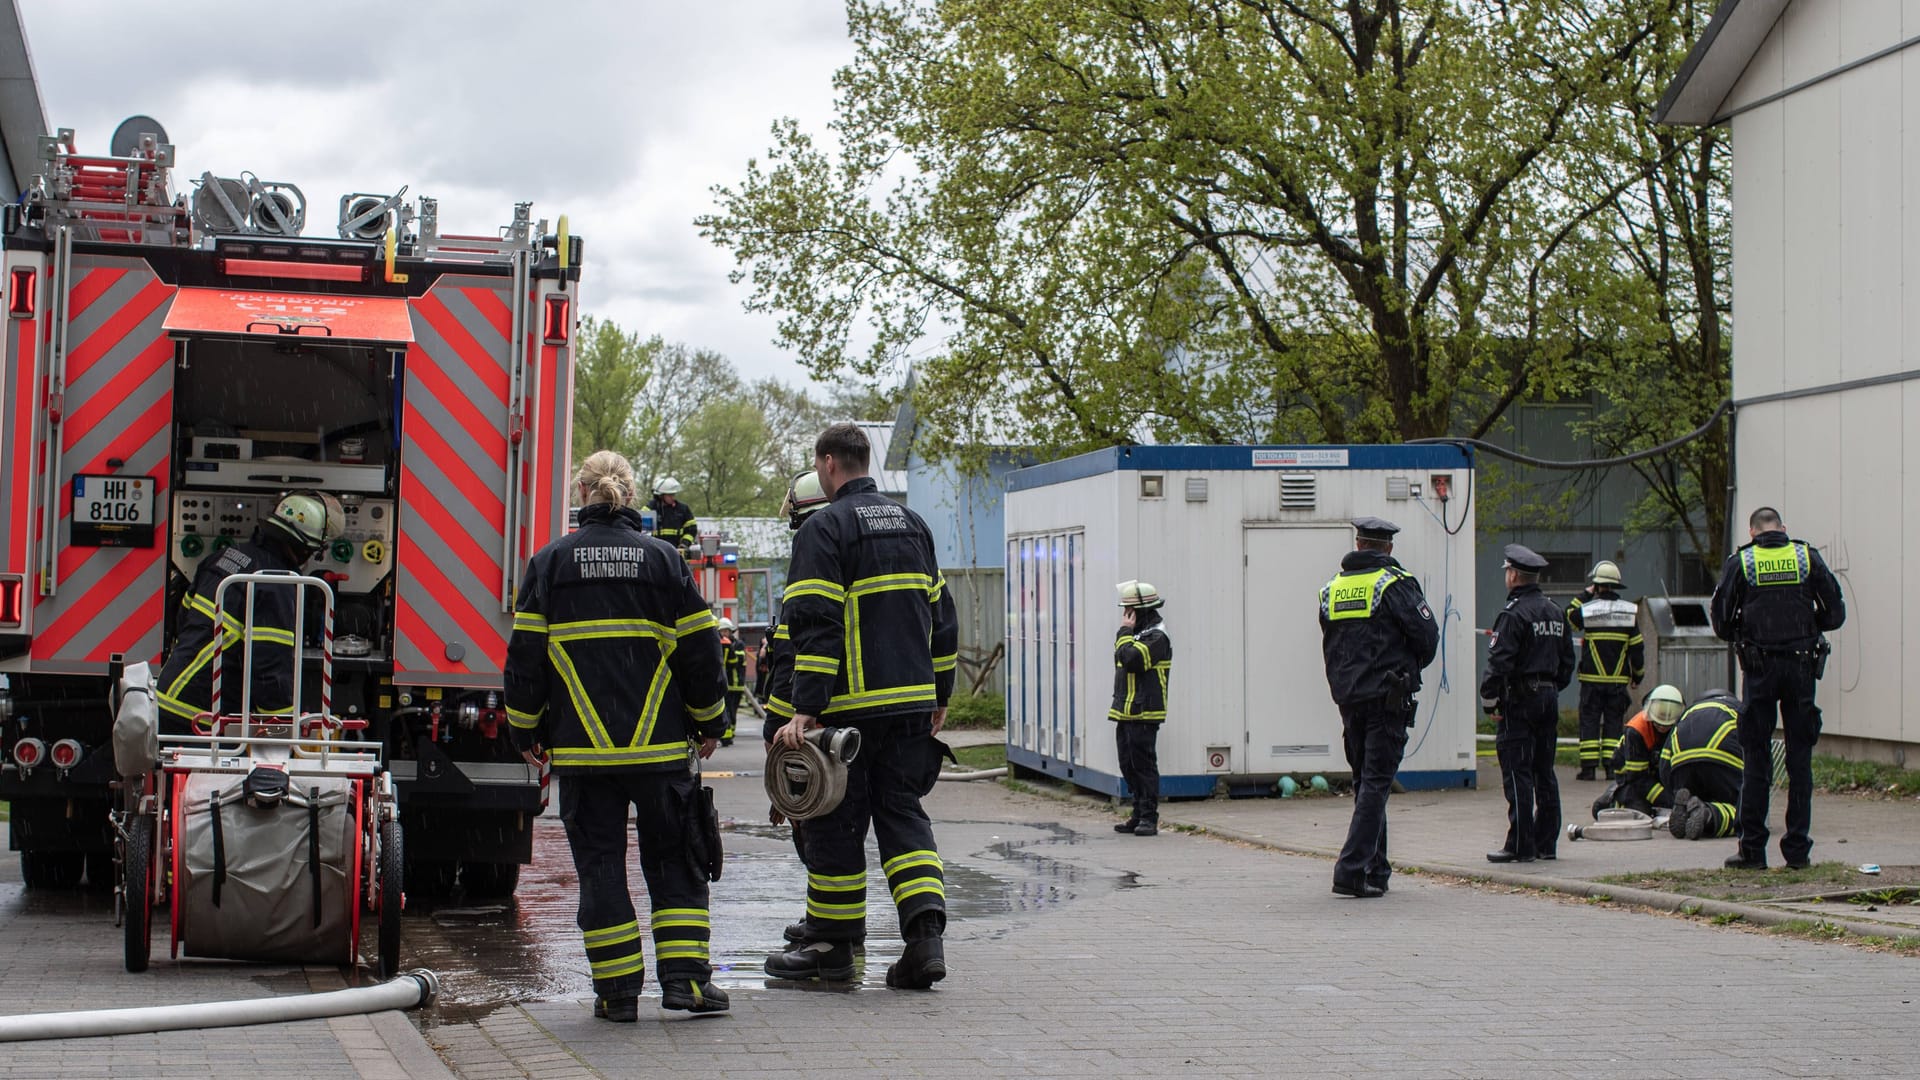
[1639, 596, 1735, 703]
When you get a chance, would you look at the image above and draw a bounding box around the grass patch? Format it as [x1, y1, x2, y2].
[1709, 912, 1744, 926]
[1592, 861, 1915, 902]
[942, 692, 1005, 731]
[952, 743, 1006, 771]
[1811, 754, 1920, 797]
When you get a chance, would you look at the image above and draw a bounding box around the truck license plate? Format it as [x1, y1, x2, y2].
[72, 474, 157, 548]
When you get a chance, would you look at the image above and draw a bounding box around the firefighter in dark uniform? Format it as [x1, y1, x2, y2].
[762, 469, 845, 948]
[504, 451, 730, 1022]
[647, 477, 698, 554]
[1594, 684, 1683, 816]
[766, 424, 959, 991]
[719, 617, 746, 746]
[1711, 506, 1845, 869]
[1566, 561, 1644, 780]
[1483, 545, 1575, 863]
[1110, 580, 1173, 836]
[1318, 517, 1439, 898]
[155, 491, 342, 731]
[1663, 689, 1745, 841]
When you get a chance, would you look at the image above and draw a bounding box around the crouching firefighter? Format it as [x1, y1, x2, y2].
[155, 491, 343, 732]
[1592, 684, 1683, 818]
[504, 451, 731, 1022]
[766, 424, 959, 991]
[1663, 690, 1745, 841]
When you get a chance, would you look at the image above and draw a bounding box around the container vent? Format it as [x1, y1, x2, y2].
[1185, 477, 1209, 502]
[1279, 474, 1316, 510]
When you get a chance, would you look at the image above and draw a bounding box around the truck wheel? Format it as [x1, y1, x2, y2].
[125, 824, 152, 973]
[377, 819, 403, 979]
[19, 852, 43, 889]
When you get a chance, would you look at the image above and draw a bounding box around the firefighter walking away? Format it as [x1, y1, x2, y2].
[504, 451, 731, 1022]
[765, 424, 959, 991]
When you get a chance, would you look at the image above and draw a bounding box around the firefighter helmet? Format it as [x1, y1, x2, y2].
[1646, 684, 1685, 727]
[782, 470, 829, 529]
[718, 616, 736, 634]
[267, 491, 344, 552]
[654, 477, 683, 496]
[1117, 580, 1163, 610]
[1589, 560, 1623, 587]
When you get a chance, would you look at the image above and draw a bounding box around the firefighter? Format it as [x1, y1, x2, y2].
[1482, 545, 1575, 864]
[504, 450, 731, 1021]
[1592, 684, 1683, 817]
[765, 424, 959, 991]
[1711, 506, 1846, 869]
[719, 617, 746, 746]
[155, 491, 343, 732]
[1566, 561, 1645, 780]
[648, 477, 699, 554]
[762, 469, 846, 948]
[1663, 689, 1745, 841]
[753, 634, 772, 704]
[1110, 580, 1174, 837]
[1318, 517, 1439, 898]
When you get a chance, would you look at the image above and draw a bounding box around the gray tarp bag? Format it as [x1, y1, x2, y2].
[111, 661, 158, 779]
[177, 770, 356, 964]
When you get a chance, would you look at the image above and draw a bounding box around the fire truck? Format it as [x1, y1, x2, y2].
[0, 123, 579, 897]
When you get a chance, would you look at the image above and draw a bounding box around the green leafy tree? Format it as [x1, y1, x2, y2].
[570, 315, 651, 465]
[674, 399, 787, 516]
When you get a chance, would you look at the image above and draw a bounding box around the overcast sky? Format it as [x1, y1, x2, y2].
[16, 0, 852, 386]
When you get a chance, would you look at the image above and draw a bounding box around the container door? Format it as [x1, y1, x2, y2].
[394, 275, 520, 686]
[1242, 525, 1349, 775]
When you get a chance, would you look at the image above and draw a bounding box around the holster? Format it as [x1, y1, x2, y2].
[682, 783, 723, 883]
[1813, 638, 1832, 681]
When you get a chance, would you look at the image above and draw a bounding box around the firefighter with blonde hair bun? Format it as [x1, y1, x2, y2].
[504, 449, 730, 1021]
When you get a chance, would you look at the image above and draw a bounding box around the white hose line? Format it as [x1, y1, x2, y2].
[940, 768, 1007, 781]
[0, 970, 438, 1043]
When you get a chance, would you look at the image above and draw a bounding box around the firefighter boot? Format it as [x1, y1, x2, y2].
[661, 978, 730, 1014]
[1684, 796, 1716, 842]
[593, 995, 639, 1023]
[1114, 818, 1139, 833]
[1134, 819, 1159, 836]
[765, 940, 857, 982]
[785, 917, 864, 952]
[1669, 789, 1693, 840]
[1575, 767, 1596, 782]
[886, 913, 948, 990]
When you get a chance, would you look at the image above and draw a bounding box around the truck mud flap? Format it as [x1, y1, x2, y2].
[388, 746, 541, 813]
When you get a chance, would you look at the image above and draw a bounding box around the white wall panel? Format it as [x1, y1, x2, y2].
[1832, 387, 1899, 740]
[1780, 0, 1843, 86]
[1838, 53, 1903, 382]
[1780, 81, 1843, 396]
[1731, 106, 1786, 400]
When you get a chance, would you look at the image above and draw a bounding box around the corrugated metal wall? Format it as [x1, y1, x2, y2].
[942, 567, 1005, 696]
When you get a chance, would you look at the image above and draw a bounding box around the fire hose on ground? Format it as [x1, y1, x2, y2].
[0, 970, 438, 1043]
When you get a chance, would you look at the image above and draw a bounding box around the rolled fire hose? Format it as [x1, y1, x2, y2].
[1566, 808, 1657, 842]
[765, 727, 861, 821]
[0, 970, 438, 1043]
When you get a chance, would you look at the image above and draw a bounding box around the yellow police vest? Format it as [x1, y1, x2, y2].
[1741, 542, 1809, 588]
[1320, 567, 1406, 621]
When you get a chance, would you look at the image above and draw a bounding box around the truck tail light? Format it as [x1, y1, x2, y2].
[542, 295, 569, 345]
[0, 574, 22, 627]
[8, 268, 35, 318]
[12, 737, 44, 768]
[50, 738, 81, 769]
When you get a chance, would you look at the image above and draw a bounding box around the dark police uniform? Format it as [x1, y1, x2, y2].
[1319, 518, 1439, 898]
[647, 496, 698, 551]
[1604, 711, 1672, 814]
[1710, 527, 1845, 867]
[1566, 588, 1644, 778]
[1661, 694, 1744, 840]
[721, 632, 747, 745]
[155, 529, 303, 731]
[504, 501, 728, 1011]
[1482, 545, 1575, 862]
[1109, 609, 1173, 831]
[772, 475, 958, 985]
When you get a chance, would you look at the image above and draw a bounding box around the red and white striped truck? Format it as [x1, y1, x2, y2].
[0, 125, 577, 896]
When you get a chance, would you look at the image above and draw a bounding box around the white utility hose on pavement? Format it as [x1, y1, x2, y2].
[940, 767, 1006, 781]
[0, 970, 438, 1042]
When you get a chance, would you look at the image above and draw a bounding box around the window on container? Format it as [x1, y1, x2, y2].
[1536, 552, 1591, 595]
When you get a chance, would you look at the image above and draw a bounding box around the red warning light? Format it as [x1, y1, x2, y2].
[8, 268, 35, 318]
[11, 738, 43, 767]
[0, 574, 22, 627]
[543, 295, 569, 345]
[50, 739, 81, 769]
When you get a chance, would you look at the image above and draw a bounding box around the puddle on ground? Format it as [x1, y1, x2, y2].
[409, 815, 1122, 1028]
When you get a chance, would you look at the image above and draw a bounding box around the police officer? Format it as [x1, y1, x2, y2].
[1483, 545, 1575, 863]
[766, 424, 959, 991]
[1663, 689, 1744, 841]
[1711, 507, 1845, 869]
[1110, 580, 1173, 836]
[1566, 561, 1645, 780]
[1595, 684, 1683, 817]
[647, 477, 698, 553]
[1318, 517, 1439, 898]
[719, 617, 746, 746]
[155, 491, 343, 731]
[504, 450, 731, 1022]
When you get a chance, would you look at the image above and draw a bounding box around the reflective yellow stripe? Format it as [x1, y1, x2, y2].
[688, 698, 724, 723]
[246, 627, 297, 647]
[676, 609, 718, 635]
[549, 743, 690, 768]
[772, 623, 790, 641]
[655, 943, 710, 960]
[583, 921, 640, 947]
[507, 705, 544, 729]
[167, 637, 223, 699]
[590, 953, 647, 978]
[156, 690, 200, 720]
[849, 572, 934, 596]
[821, 683, 938, 714]
[806, 899, 866, 918]
[933, 652, 957, 673]
[766, 696, 795, 719]
[783, 578, 846, 603]
[809, 871, 866, 888]
[651, 909, 710, 928]
[891, 877, 945, 904]
[794, 654, 839, 676]
[512, 611, 549, 635]
[930, 574, 947, 602]
[633, 644, 677, 747]
[882, 850, 941, 875]
[547, 643, 614, 750]
[549, 618, 671, 642]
